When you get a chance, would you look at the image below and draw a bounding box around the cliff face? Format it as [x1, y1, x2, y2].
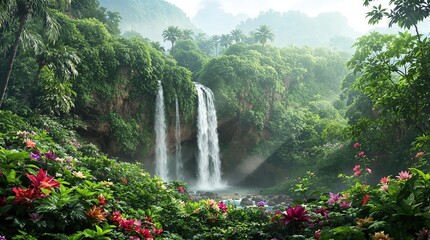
[77, 84, 282, 187]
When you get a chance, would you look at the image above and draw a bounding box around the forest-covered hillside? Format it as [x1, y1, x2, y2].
[237, 10, 358, 52]
[98, 0, 199, 42]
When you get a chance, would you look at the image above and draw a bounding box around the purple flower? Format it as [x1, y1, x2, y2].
[30, 152, 40, 160]
[0, 235, 6, 240]
[43, 151, 57, 161]
[257, 201, 266, 207]
[66, 166, 73, 171]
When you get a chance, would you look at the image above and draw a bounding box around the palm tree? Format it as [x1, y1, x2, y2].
[254, 25, 275, 47]
[181, 29, 194, 41]
[230, 29, 245, 43]
[219, 34, 233, 49]
[151, 41, 165, 53]
[0, 0, 61, 108]
[162, 26, 182, 54]
[210, 35, 220, 56]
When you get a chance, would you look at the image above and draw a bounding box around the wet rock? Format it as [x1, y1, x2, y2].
[252, 196, 264, 203]
[267, 200, 277, 206]
[240, 198, 254, 206]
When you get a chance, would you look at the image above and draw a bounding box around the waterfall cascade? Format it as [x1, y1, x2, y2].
[153, 82, 223, 189]
[195, 83, 223, 189]
[154, 81, 169, 181]
[175, 97, 184, 181]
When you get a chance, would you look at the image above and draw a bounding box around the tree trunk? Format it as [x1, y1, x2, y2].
[0, 15, 27, 109]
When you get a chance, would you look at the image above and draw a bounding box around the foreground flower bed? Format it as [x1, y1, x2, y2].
[0, 112, 429, 239]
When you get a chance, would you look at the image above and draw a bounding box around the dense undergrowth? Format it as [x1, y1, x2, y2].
[1, 111, 430, 240]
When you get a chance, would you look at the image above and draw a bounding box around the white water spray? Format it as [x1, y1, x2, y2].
[195, 83, 223, 188]
[155, 81, 168, 181]
[175, 97, 184, 181]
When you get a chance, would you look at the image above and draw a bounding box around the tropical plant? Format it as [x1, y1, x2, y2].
[254, 25, 275, 47]
[230, 29, 246, 43]
[162, 26, 182, 54]
[0, 0, 63, 108]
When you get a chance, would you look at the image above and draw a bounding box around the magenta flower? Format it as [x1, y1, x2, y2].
[354, 171, 361, 177]
[282, 205, 310, 224]
[397, 170, 412, 180]
[366, 168, 372, 174]
[218, 201, 228, 213]
[358, 151, 365, 156]
[353, 143, 360, 149]
[327, 192, 340, 205]
[353, 165, 361, 171]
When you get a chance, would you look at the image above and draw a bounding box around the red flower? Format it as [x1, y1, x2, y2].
[353, 142, 360, 149]
[282, 205, 310, 225]
[177, 186, 185, 193]
[27, 168, 60, 190]
[122, 178, 128, 184]
[137, 227, 153, 238]
[111, 211, 123, 223]
[362, 194, 370, 206]
[315, 229, 321, 239]
[12, 187, 42, 204]
[98, 194, 107, 206]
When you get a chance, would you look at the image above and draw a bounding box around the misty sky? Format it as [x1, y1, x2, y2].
[165, 0, 388, 33]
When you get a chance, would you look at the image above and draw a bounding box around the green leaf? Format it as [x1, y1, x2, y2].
[6, 170, 17, 183]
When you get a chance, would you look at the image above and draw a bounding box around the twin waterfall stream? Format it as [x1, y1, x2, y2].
[154, 82, 223, 189]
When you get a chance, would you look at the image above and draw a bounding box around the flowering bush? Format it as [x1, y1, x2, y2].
[1, 112, 430, 239]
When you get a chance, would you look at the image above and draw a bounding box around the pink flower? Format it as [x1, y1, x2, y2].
[358, 151, 365, 156]
[353, 165, 361, 171]
[397, 171, 412, 180]
[380, 183, 388, 192]
[339, 201, 352, 209]
[380, 177, 390, 184]
[354, 171, 361, 177]
[366, 168, 372, 174]
[327, 192, 340, 205]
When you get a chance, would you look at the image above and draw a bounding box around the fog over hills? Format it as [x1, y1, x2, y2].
[98, 0, 199, 42]
[99, 0, 360, 51]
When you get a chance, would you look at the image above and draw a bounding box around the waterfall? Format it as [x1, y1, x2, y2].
[195, 83, 223, 188]
[155, 81, 168, 181]
[175, 97, 184, 181]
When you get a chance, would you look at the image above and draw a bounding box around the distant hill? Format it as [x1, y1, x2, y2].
[191, 0, 248, 35]
[237, 10, 359, 51]
[98, 0, 199, 43]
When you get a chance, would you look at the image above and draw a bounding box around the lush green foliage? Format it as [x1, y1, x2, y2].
[1, 116, 429, 239]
